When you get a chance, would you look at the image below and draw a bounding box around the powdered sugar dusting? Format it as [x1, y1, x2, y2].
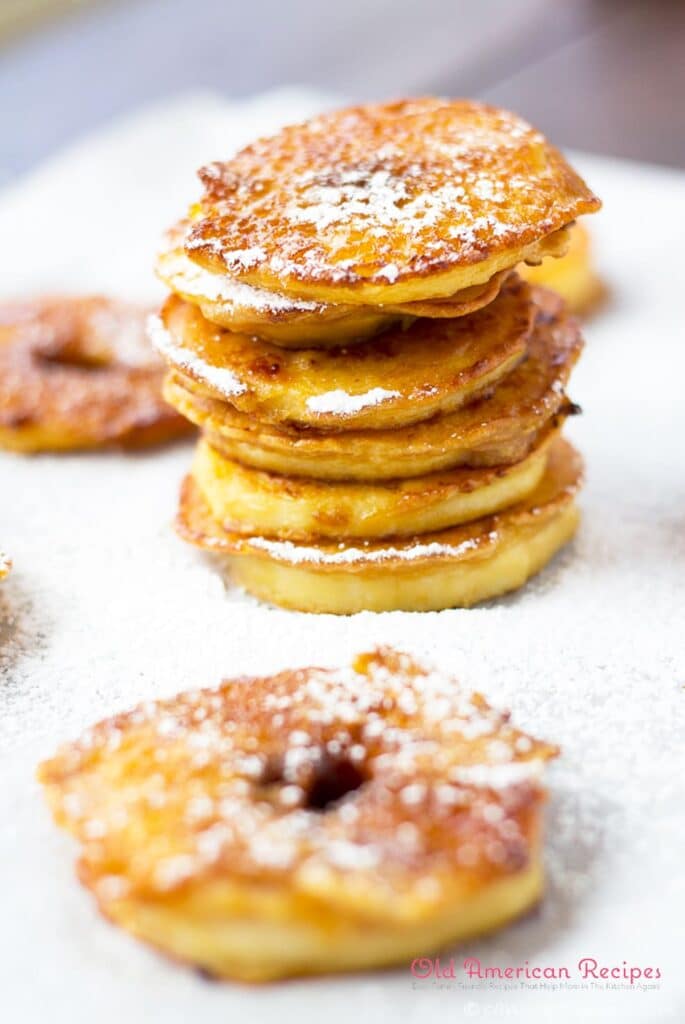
[246, 532, 495, 566]
[161, 246, 320, 314]
[146, 313, 246, 399]
[190, 99, 600, 287]
[39, 648, 552, 898]
[0, 95, 683, 1022]
[285, 168, 468, 234]
[305, 386, 401, 415]
[449, 760, 545, 788]
[87, 302, 159, 369]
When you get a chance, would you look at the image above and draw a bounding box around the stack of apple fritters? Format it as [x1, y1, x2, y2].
[151, 99, 600, 612]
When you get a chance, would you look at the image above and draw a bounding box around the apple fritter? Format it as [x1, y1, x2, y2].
[0, 297, 193, 453]
[163, 286, 581, 480]
[38, 647, 557, 982]
[192, 426, 556, 542]
[150, 276, 533, 431]
[185, 98, 600, 306]
[177, 437, 583, 613]
[520, 221, 605, 316]
[158, 224, 511, 346]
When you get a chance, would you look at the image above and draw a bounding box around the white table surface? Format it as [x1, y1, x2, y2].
[1, 92, 684, 1023]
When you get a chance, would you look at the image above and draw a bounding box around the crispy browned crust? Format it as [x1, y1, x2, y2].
[192, 422, 557, 542]
[0, 297, 194, 452]
[38, 647, 557, 913]
[158, 222, 513, 344]
[153, 276, 534, 431]
[186, 98, 600, 297]
[164, 286, 582, 478]
[176, 436, 583, 571]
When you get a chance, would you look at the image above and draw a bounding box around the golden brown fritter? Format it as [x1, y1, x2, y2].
[520, 221, 606, 316]
[150, 276, 534, 431]
[191, 424, 557, 542]
[163, 286, 582, 480]
[158, 221, 513, 345]
[0, 297, 193, 452]
[39, 647, 558, 981]
[185, 98, 600, 305]
[177, 437, 583, 613]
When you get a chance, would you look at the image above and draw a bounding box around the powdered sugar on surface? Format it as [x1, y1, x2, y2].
[0, 96, 684, 1024]
[306, 386, 401, 415]
[284, 168, 469, 233]
[88, 301, 161, 368]
[146, 313, 247, 399]
[161, 245, 320, 313]
[247, 533, 489, 566]
[283, 167, 514, 263]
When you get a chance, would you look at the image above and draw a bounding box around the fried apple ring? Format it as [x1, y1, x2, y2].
[186, 98, 600, 306]
[520, 221, 606, 316]
[158, 223, 512, 346]
[177, 436, 582, 613]
[163, 286, 581, 480]
[150, 276, 533, 431]
[191, 425, 556, 542]
[39, 647, 558, 982]
[0, 297, 192, 452]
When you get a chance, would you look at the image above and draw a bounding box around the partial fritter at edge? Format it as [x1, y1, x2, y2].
[0, 297, 192, 453]
[520, 221, 605, 317]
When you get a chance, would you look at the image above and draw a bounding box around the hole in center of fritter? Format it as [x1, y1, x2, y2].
[304, 751, 366, 811]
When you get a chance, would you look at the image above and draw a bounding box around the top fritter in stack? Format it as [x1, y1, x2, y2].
[150, 99, 600, 613]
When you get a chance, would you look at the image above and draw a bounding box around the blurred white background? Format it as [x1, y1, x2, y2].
[1, 0, 684, 178]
